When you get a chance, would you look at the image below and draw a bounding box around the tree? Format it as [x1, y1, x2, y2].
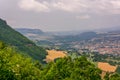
[0, 41, 41, 80]
[41, 56, 102, 80]
[109, 73, 120, 80]
[104, 72, 110, 80]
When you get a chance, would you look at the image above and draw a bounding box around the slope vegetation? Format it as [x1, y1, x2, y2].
[0, 18, 46, 62]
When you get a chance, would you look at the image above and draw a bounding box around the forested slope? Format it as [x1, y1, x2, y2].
[0, 19, 46, 62]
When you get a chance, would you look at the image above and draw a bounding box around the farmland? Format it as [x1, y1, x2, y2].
[46, 50, 67, 62]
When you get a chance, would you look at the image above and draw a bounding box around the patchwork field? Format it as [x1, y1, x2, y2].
[46, 50, 67, 62]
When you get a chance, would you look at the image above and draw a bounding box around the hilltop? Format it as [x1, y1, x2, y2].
[0, 18, 46, 62]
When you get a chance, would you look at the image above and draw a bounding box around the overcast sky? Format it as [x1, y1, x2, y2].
[0, 0, 120, 32]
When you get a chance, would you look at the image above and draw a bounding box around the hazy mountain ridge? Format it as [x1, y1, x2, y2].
[15, 28, 44, 35]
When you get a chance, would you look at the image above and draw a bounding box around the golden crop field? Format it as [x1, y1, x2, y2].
[45, 50, 67, 63]
[98, 62, 117, 72]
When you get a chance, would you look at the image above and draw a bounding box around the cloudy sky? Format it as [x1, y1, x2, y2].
[0, 0, 120, 32]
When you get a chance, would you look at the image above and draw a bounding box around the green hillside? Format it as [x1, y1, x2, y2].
[0, 18, 46, 62]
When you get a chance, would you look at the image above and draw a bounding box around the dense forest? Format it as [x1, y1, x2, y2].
[0, 41, 120, 80]
[0, 19, 46, 62]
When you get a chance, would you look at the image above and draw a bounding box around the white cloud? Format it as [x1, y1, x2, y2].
[18, 0, 120, 14]
[18, 0, 50, 12]
[109, 0, 120, 14]
[52, 0, 88, 12]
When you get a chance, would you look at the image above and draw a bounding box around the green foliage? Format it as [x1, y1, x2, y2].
[109, 73, 120, 80]
[116, 66, 120, 74]
[41, 56, 102, 80]
[104, 73, 120, 80]
[0, 42, 42, 80]
[104, 72, 110, 80]
[0, 19, 47, 62]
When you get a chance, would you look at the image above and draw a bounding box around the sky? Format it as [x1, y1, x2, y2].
[0, 0, 120, 32]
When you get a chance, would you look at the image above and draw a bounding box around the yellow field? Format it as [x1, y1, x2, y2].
[98, 62, 117, 72]
[45, 50, 67, 62]
[98, 62, 118, 79]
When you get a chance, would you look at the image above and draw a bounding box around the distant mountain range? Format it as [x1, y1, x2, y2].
[53, 31, 98, 43]
[15, 28, 44, 35]
[97, 26, 120, 32]
[15, 26, 120, 36]
[15, 27, 120, 43]
[0, 18, 46, 63]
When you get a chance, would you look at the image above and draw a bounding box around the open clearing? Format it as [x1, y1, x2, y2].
[46, 50, 67, 62]
[98, 62, 117, 72]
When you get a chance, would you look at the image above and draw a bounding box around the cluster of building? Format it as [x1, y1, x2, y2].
[73, 32, 120, 55]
